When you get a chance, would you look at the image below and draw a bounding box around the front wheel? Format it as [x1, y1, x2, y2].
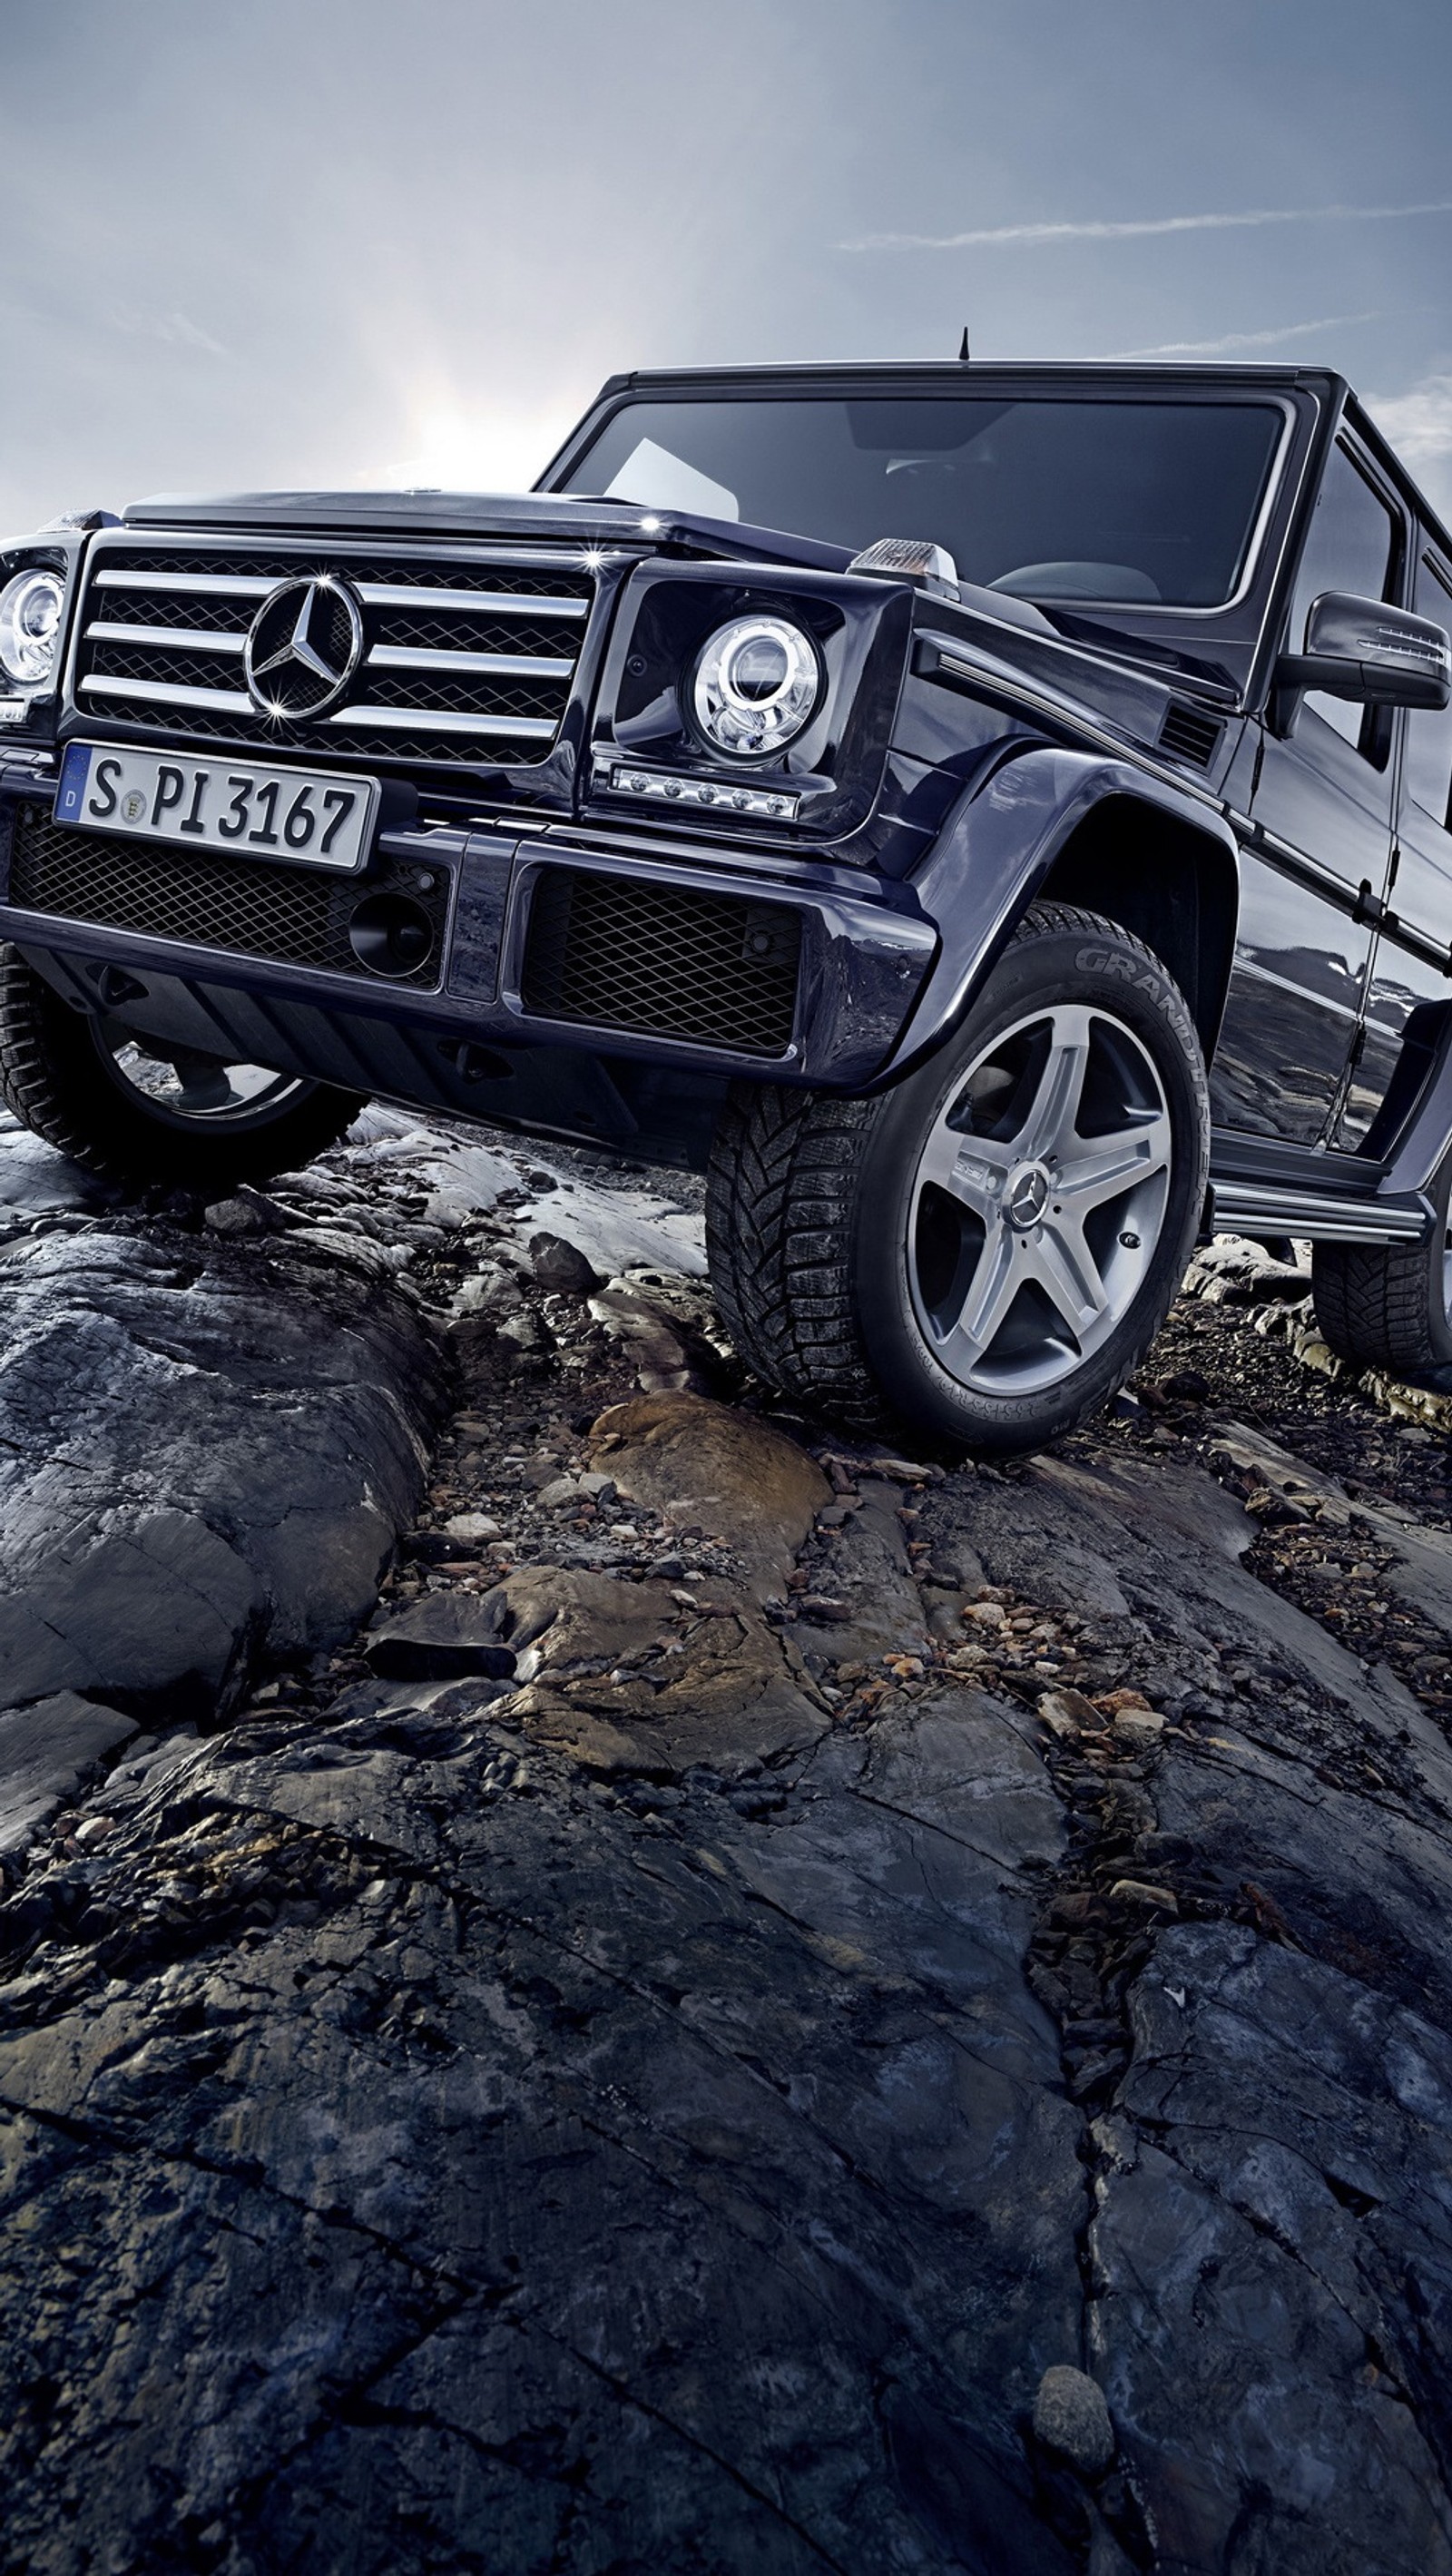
[706, 904, 1211, 1454]
[0, 947, 368, 1192]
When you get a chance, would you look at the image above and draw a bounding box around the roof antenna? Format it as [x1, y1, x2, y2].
[957, 328, 971, 361]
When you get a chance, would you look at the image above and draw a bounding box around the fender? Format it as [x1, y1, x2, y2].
[871, 744, 1242, 1085]
[1381, 1002, 1452, 1198]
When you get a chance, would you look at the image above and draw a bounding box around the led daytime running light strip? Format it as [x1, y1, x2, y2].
[604, 762, 800, 821]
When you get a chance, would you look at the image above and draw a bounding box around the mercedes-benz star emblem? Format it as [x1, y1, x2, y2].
[1006, 1165, 1050, 1230]
[243, 575, 365, 719]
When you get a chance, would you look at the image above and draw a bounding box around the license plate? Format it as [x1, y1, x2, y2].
[54, 742, 379, 873]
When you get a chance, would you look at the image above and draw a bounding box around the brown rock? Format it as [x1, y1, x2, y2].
[588, 1394, 829, 1599]
[1106, 1878, 1179, 1912]
[1038, 1687, 1103, 1737]
[495, 1562, 828, 1777]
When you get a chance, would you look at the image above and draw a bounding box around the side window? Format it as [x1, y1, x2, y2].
[1402, 551, 1452, 831]
[1288, 441, 1401, 752]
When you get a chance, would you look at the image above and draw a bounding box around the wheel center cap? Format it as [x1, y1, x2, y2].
[1004, 1161, 1050, 1231]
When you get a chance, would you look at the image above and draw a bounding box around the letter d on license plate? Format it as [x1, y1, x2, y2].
[55, 742, 379, 872]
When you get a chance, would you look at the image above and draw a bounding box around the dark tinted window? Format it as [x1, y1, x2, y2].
[1288, 442, 1400, 751]
[558, 396, 1285, 608]
[1402, 553, 1452, 830]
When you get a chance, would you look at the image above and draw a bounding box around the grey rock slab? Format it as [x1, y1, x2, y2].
[0, 1225, 444, 1731]
[0, 1693, 139, 1855]
[1095, 1922, 1452, 2575]
[364, 1588, 515, 1680]
[1152, 1721, 1452, 2029]
[0, 2104, 447, 2576]
[796, 1476, 931, 1666]
[0, 1696, 1085, 2574]
[857, 1686, 1066, 1873]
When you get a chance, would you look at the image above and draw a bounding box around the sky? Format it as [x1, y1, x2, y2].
[5, 0, 1452, 533]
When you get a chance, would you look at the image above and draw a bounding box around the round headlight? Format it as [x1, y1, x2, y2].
[0, 568, 64, 688]
[691, 615, 820, 759]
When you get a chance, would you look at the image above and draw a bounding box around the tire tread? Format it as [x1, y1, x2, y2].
[706, 901, 1203, 1439]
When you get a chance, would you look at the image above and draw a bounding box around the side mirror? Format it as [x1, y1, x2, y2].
[1274, 590, 1451, 719]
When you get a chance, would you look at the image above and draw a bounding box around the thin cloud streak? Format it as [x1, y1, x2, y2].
[1108, 312, 1377, 358]
[840, 201, 1452, 251]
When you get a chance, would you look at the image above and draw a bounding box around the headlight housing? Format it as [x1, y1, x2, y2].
[0, 568, 64, 688]
[691, 614, 820, 759]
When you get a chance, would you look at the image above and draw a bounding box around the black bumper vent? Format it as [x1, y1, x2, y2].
[520, 868, 801, 1057]
[7, 803, 446, 988]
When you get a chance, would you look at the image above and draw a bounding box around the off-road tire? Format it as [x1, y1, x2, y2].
[1312, 1144, 1452, 1376]
[0, 946, 367, 1192]
[706, 902, 1211, 1453]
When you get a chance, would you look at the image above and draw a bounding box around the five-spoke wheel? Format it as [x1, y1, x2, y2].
[707, 902, 1212, 1452]
[907, 1001, 1173, 1397]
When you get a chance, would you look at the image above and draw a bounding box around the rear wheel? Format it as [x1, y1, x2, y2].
[1312, 1145, 1452, 1377]
[706, 904, 1211, 1453]
[0, 946, 367, 1191]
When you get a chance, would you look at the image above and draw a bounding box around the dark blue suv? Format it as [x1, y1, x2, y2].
[1, 362, 1449, 1450]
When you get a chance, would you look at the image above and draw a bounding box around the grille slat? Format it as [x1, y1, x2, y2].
[520, 869, 801, 1058]
[7, 803, 446, 987]
[74, 544, 595, 770]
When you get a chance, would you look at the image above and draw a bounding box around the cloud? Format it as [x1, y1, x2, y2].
[1108, 312, 1377, 358]
[108, 305, 229, 358]
[1366, 372, 1452, 465]
[839, 201, 1452, 251]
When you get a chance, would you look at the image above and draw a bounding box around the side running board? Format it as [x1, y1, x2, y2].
[1208, 1177, 1432, 1246]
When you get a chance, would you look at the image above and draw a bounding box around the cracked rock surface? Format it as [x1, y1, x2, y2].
[1, 1116, 1451, 2572]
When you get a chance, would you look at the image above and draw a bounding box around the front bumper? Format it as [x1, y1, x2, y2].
[0, 769, 938, 1094]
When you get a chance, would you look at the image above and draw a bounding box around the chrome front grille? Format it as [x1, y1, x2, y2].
[71, 544, 595, 769]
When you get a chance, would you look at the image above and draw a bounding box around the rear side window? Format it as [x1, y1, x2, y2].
[1402, 552, 1452, 831]
[1289, 443, 1401, 752]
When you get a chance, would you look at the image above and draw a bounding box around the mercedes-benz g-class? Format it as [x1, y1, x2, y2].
[2, 361, 1449, 1450]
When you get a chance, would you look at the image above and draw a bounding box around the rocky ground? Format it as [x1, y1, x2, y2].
[1, 1101, 1450, 2576]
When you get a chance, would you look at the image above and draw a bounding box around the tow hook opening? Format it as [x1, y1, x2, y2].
[347, 891, 436, 979]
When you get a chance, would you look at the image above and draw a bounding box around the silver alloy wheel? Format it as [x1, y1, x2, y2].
[907, 1002, 1173, 1396]
[96, 1020, 309, 1131]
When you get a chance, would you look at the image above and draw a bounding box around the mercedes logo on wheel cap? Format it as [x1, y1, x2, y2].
[243, 575, 365, 719]
[1005, 1163, 1051, 1230]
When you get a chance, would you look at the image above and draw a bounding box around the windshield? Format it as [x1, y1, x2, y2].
[557, 395, 1286, 609]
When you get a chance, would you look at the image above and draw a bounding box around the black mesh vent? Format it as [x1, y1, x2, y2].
[520, 869, 801, 1057]
[1157, 702, 1224, 769]
[7, 803, 446, 987]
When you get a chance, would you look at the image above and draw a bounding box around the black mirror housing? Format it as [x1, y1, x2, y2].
[1274, 589, 1452, 713]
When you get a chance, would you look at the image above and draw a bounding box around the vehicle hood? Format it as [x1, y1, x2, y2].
[119, 485, 853, 571]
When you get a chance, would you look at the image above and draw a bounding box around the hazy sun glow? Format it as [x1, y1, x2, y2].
[359, 397, 577, 497]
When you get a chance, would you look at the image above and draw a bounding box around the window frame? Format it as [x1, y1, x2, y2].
[1400, 543, 1452, 833]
